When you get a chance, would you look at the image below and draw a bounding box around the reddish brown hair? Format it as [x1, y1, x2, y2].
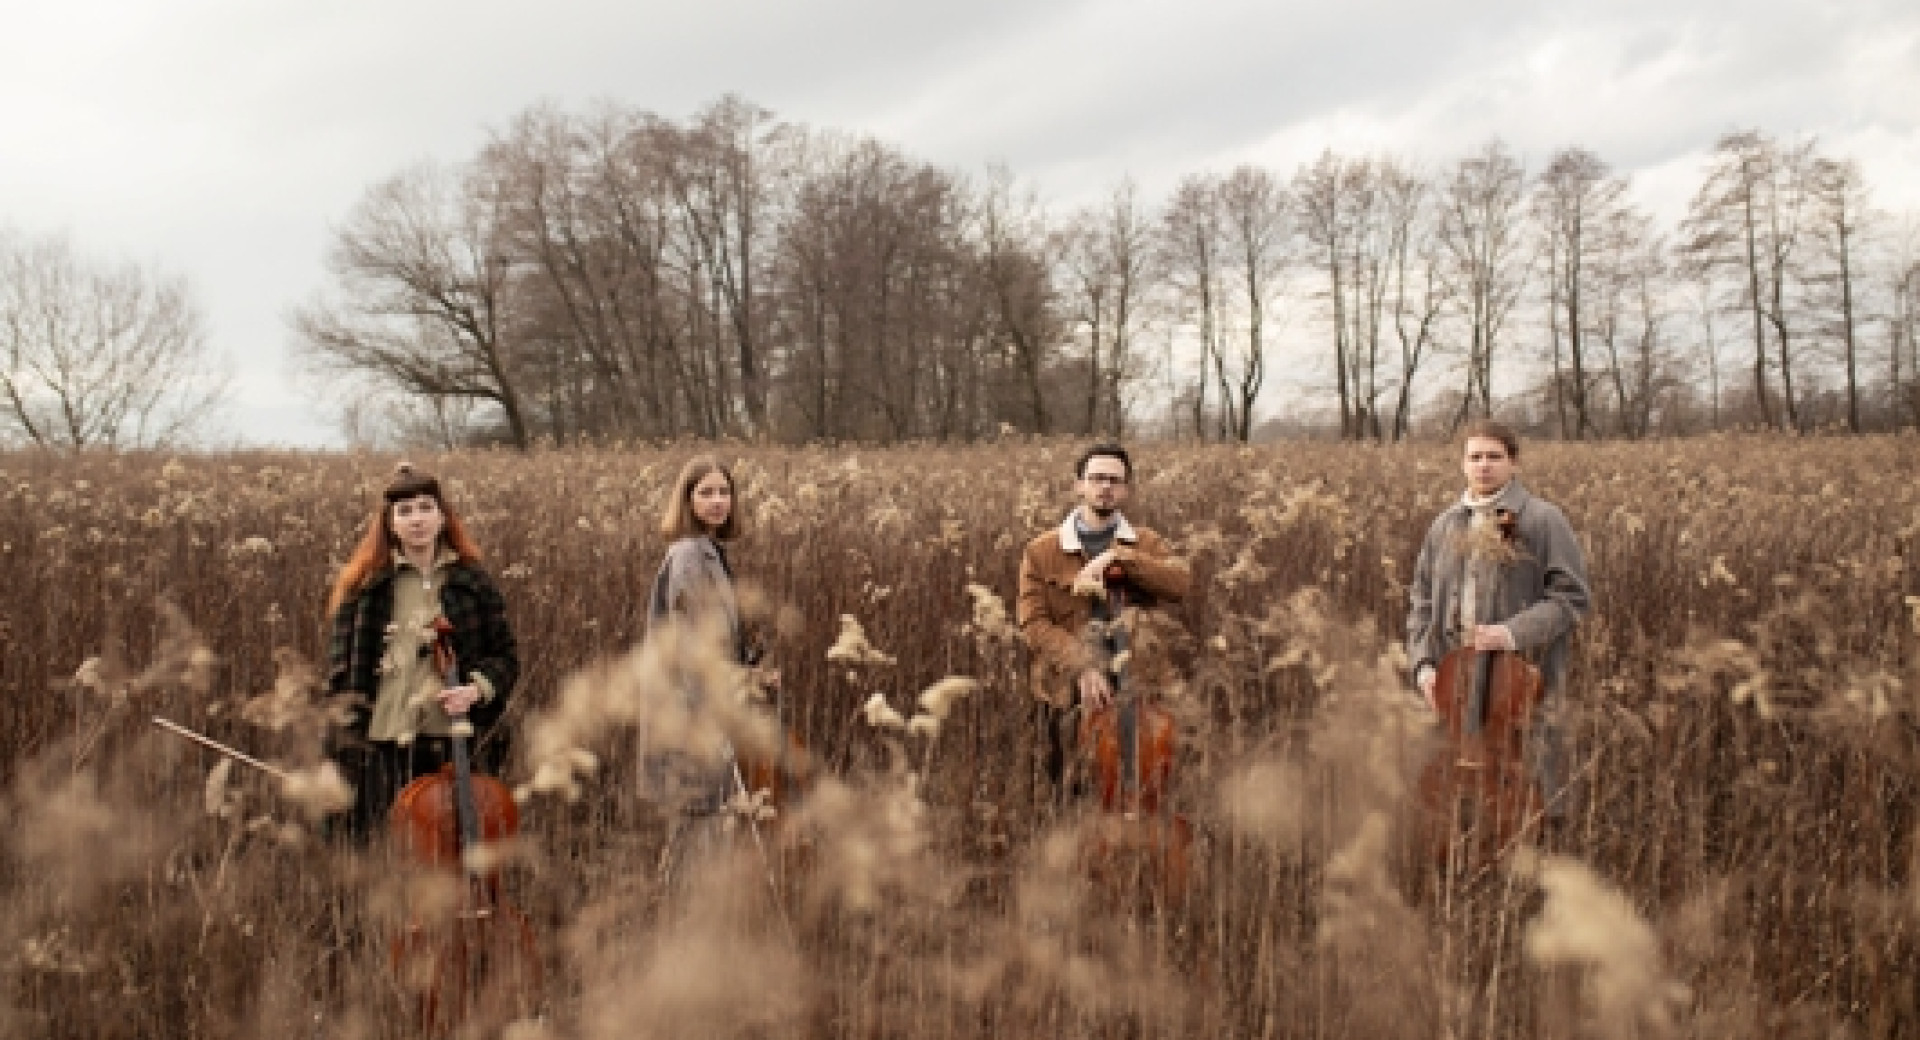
[326, 463, 483, 615]
[659, 455, 742, 542]
[1460, 419, 1521, 460]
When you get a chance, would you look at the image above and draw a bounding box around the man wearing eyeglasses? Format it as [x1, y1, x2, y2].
[1016, 443, 1190, 801]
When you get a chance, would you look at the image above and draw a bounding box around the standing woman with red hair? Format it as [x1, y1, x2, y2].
[325, 463, 520, 841]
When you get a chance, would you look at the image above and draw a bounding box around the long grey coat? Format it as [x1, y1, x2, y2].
[1406, 480, 1591, 815]
[643, 535, 742, 815]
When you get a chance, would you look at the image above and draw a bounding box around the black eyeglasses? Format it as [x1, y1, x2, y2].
[1083, 474, 1128, 486]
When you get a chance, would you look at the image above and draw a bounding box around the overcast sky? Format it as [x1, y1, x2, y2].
[3, 0, 1916, 446]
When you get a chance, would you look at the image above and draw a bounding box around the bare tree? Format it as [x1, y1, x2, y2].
[485, 103, 668, 440]
[1806, 155, 1873, 432]
[1532, 147, 1631, 439]
[1381, 161, 1444, 441]
[658, 96, 787, 436]
[1681, 131, 1816, 430]
[1058, 179, 1157, 437]
[1436, 141, 1530, 428]
[295, 162, 535, 448]
[0, 232, 226, 449]
[1215, 166, 1288, 442]
[1680, 266, 1726, 430]
[1296, 151, 1383, 439]
[1589, 210, 1676, 437]
[300, 94, 1920, 446]
[977, 167, 1058, 435]
[1056, 212, 1109, 437]
[774, 135, 979, 439]
[1887, 215, 1920, 427]
[1161, 175, 1224, 439]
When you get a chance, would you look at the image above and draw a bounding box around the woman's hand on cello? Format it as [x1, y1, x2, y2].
[437, 684, 481, 717]
[1471, 625, 1516, 652]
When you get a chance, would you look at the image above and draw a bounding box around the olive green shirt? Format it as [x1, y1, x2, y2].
[366, 549, 493, 742]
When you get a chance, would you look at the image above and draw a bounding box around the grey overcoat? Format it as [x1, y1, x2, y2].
[1406, 480, 1591, 815]
[1405, 479, 1591, 693]
[643, 535, 743, 814]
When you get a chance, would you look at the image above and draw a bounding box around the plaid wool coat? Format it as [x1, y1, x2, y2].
[326, 561, 519, 742]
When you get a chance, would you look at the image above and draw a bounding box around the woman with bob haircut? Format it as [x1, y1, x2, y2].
[644, 455, 780, 872]
[325, 463, 519, 841]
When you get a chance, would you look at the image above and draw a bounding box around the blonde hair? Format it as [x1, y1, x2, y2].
[659, 455, 742, 541]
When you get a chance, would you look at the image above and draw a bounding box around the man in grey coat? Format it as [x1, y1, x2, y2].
[1407, 420, 1591, 824]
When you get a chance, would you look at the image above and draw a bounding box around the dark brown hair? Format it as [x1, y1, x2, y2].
[326, 463, 483, 614]
[1460, 420, 1521, 460]
[1075, 442, 1132, 480]
[660, 455, 742, 542]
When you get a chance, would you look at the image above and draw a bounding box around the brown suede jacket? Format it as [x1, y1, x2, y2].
[1016, 512, 1190, 707]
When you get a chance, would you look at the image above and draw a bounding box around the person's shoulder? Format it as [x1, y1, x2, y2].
[1023, 528, 1063, 556]
[1519, 494, 1573, 528]
[663, 536, 710, 561]
[1424, 502, 1465, 536]
[1131, 524, 1176, 550]
[348, 565, 397, 600]
[444, 559, 502, 591]
[663, 537, 726, 580]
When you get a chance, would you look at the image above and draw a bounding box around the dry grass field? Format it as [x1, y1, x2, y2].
[1, 434, 1916, 1039]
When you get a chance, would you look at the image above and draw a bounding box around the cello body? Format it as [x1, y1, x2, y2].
[1076, 564, 1193, 904]
[388, 766, 542, 1036]
[739, 729, 813, 818]
[1415, 646, 1544, 869]
[1078, 696, 1192, 902]
[387, 619, 541, 1037]
[389, 763, 522, 871]
[1079, 698, 1177, 816]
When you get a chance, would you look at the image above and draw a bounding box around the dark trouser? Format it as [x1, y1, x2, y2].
[1528, 695, 1574, 823]
[1038, 700, 1086, 808]
[658, 810, 740, 903]
[331, 735, 503, 844]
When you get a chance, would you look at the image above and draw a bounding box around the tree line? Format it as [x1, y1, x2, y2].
[9, 95, 1915, 452]
[299, 97, 1920, 447]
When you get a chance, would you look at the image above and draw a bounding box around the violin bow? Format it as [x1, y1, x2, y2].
[151, 715, 291, 781]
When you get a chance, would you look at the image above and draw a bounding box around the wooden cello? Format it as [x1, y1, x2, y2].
[1414, 642, 1545, 869]
[1077, 563, 1193, 903]
[387, 619, 541, 1036]
[736, 641, 813, 818]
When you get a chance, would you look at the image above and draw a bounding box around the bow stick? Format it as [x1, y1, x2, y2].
[150, 715, 290, 781]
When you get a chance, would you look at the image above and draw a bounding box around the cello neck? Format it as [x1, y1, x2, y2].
[1103, 579, 1142, 799]
[1465, 649, 1493, 737]
[441, 656, 484, 868]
